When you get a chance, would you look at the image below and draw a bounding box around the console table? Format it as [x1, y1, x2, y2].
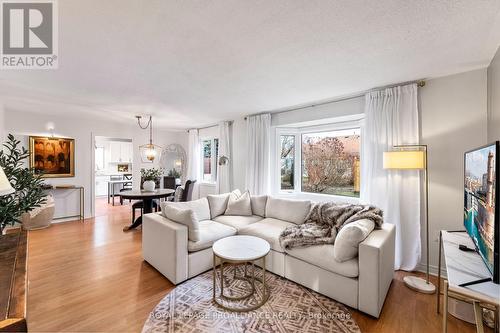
[45, 185, 84, 221]
[437, 230, 499, 333]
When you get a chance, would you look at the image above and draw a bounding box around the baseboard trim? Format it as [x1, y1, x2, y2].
[414, 263, 447, 279]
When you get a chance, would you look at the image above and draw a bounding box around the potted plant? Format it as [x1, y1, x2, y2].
[0, 134, 46, 235]
[141, 167, 163, 191]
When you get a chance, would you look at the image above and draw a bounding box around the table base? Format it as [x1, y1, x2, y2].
[212, 255, 269, 312]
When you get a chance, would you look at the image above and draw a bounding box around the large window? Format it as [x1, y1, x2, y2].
[277, 126, 361, 198]
[201, 138, 219, 183]
[280, 135, 295, 190]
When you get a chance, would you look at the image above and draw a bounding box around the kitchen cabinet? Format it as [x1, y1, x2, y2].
[110, 142, 133, 163]
[95, 175, 109, 197]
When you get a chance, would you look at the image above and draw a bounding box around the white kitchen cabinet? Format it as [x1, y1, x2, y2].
[95, 175, 109, 197]
[120, 142, 133, 163]
[110, 142, 122, 163]
[109, 142, 133, 163]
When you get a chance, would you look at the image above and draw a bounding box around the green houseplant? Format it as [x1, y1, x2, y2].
[167, 168, 181, 179]
[0, 134, 46, 234]
[141, 167, 163, 191]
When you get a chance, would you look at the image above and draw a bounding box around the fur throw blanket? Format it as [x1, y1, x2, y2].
[279, 202, 383, 250]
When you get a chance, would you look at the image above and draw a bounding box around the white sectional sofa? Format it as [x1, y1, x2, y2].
[142, 193, 395, 318]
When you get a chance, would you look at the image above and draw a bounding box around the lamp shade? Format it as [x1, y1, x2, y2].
[0, 166, 14, 196]
[383, 150, 426, 170]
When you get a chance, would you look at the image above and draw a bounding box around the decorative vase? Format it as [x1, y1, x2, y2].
[143, 180, 156, 191]
[175, 178, 181, 185]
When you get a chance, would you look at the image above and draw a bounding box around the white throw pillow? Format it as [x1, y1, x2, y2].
[224, 190, 252, 216]
[207, 193, 230, 218]
[265, 196, 312, 224]
[333, 219, 375, 262]
[250, 195, 268, 217]
[162, 205, 200, 242]
[160, 197, 211, 221]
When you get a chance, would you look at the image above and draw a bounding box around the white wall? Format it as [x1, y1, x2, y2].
[420, 68, 488, 274]
[4, 108, 187, 219]
[0, 105, 4, 143]
[271, 96, 364, 127]
[0, 104, 6, 144]
[488, 47, 500, 142]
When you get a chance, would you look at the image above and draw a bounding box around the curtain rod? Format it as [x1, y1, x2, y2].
[244, 79, 425, 120]
[186, 120, 233, 133]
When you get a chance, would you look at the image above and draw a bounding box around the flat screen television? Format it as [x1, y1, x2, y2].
[464, 141, 499, 284]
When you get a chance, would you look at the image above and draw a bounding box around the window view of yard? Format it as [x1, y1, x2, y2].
[202, 139, 212, 182]
[301, 130, 360, 197]
[202, 138, 219, 182]
[280, 135, 295, 190]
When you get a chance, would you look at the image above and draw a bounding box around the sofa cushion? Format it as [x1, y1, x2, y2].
[334, 219, 375, 262]
[225, 190, 252, 216]
[162, 205, 200, 242]
[187, 220, 237, 252]
[238, 218, 295, 253]
[265, 197, 312, 224]
[161, 197, 211, 221]
[213, 215, 263, 231]
[250, 195, 268, 217]
[207, 193, 230, 219]
[285, 244, 359, 278]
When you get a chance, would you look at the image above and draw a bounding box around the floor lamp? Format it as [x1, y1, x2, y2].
[0, 166, 15, 196]
[383, 145, 436, 294]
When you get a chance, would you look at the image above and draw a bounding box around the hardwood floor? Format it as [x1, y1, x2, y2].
[26, 198, 486, 332]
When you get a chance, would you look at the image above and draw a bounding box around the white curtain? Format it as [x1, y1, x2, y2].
[187, 129, 200, 198]
[245, 113, 271, 195]
[360, 84, 421, 271]
[217, 121, 231, 194]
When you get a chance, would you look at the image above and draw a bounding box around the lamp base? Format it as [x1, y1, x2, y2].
[403, 276, 436, 294]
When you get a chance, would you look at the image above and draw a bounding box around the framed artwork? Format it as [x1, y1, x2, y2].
[29, 136, 75, 178]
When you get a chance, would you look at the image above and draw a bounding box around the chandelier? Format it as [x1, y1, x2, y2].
[136, 115, 162, 162]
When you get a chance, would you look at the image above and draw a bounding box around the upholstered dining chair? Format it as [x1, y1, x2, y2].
[180, 179, 196, 202]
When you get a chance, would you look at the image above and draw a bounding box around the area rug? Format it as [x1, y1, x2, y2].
[143, 267, 361, 333]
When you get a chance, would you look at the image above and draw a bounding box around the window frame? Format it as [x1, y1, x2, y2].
[199, 136, 219, 184]
[275, 120, 362, 199]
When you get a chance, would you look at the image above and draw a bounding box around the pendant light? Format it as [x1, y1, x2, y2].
[136, 115, 162, 162]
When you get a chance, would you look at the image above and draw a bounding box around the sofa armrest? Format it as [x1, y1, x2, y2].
[358, 223, 395, 318]
[142, 212, 189, 284]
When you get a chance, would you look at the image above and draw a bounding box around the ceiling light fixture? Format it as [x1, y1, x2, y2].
[136, 115, 162, 162]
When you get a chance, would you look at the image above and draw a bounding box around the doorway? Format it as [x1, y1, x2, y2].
[93, 136, 133, 218]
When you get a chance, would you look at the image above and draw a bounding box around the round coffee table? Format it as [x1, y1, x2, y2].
[212, 235, 270, 312]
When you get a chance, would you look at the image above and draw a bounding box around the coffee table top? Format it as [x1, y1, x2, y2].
[213, 235, 270, 262]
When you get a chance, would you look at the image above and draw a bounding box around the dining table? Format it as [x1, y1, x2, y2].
[121, 189, 175, 231]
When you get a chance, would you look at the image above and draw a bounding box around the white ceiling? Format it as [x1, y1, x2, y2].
[1, 0, 500, 129]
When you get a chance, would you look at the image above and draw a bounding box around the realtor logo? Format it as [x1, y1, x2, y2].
[1, 0, 58, 69]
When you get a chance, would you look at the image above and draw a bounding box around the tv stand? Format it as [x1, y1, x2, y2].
[437, 231, 499, 333]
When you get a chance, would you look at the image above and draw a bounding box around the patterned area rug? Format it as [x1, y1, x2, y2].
[143, 267, 361, 333]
